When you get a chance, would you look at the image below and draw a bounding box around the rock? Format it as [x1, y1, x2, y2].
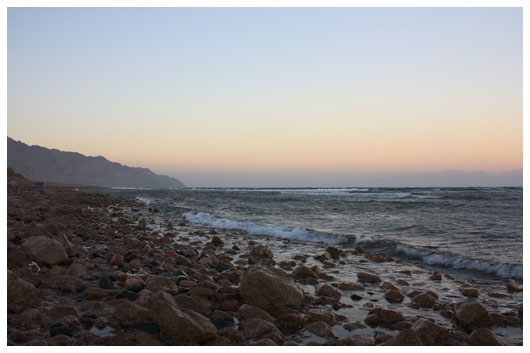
[374, 331, 393, 344]
[350, 294, 363, 301]
[125, 277, 144, 293]
[150, 291, 217, 344]
[380, 329, 423, 345]
[430, 272, 442, 281]
[384, 288, 404, 303]
[242, 318, 282, 339]
[454, 297, 492, 332]
[210, 310, 234, 328]
[110, 254, 124, 267]
[113, 301, 152, 326]
[278, 314, 306, 335]
[468, 328, 507, 345]
[343, 322, 367, 331]
[335, 282, 364, 291]
[306, 308, 335, 325]
[50, 323, 72, 337]
[22, 236, 68, 265]
[506, 279, 522, 292]
[7, 270, 36, 312]
[84, 287, 113, 297]
[145, 275, 178, 292]
[292, 265, 317, 280]
[99, 276, 114, 290]
[116, 290, 137, 301]
[325, 246, 341, 259]
[315, 283, 341, 300]
[305, 321, 336, 338]
[239, 266, 304, 309]
[211, 236, 224, 247]
[364, 314, 379, 328]
[411, 318, 449, 345]
[366, 306, 404, 328]
[219, 327, 245, 344]
[249, 245, 273, 259]
[238, 304, 276, 323]
[412, 293, 436, 308]
[461, 287, 479, 298]
[49, 306, 80, 319]
[357, 272, 381, 283]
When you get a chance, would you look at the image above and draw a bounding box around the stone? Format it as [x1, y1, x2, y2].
[49, 306, 80, 319]
[22, 236, 68, 265]
[278, 314, 306, 335]
[367, 306, 404, 328]
[454, 298, 492, 332]
[145, 275, 178, 292]
[468, 328, 507, 346]
[461, 287, 479, 298]
[99, 276, 114, 290]
[411, 318, 449, 345]
[306, 308, 335, 325]
[506, 279, 522, 292]
[412, 293, 436, 308]
[210, 310, 234, 328]
[325, 246, 341, 259]
[7, 270, 36, 312]
[315, 283, 341, 300]
[343, 322, 367, 331]
[305, 321, 336, 338]
[116, 290, 137, 301]
[219, 327, 245, 344]
[380, 329, 423, 346]
[50, 323, 72, 337]
[249, 245, 273, 259]
[239, 266, 304, 309]
[357, 272, 381, 283]
[211, 236, 224, 247]
[385, 288, 404, 303]
[292, 265, 317, 280]
[335, 282, 364, 291]
[430, 272, 442, 281]
[110, 254, 124, 267]
[242, 318, 282, 340]
[125, 277, 145, 293]
[238, 304, 276, 323]
[150, 291, 217, 344]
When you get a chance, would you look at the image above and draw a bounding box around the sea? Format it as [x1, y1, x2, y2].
[99, 187, 523, 281]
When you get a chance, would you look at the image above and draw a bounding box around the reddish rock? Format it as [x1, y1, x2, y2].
[278, 313, 306, 334]
[325, 246, 341, 259]
[249, 245, 273, 259]
[335, 282, 364, 291]
[343, 322, 367, 331]
[7, 270, 36, 313]
[306, 308, 335, 325]
[22, 236, 68, 265]
[315, 283, 341, 300]
[114, 301, 152, 326]
[243, 317, 282, 340]
[145, 275, 178, 292]
[380, 329, 423, 346]
[239, 266, 304, 309]
[384, 288, 404, 303]
[454, 297, 492, 332]
[367, 306, 404, 328]
[461, 287, 479, 298]
[468, 328, 507, 345]
[506, 279, 522, 292]
[412, 293, 437, 308]
[49, 306, 80, 319]
[150, 291, 217, 344]
[411, 318, 449, 345]
[110, 254, 124, 267]
[292, 265, 317, 280]
[238, 304, 276, 323]
[357, 272, 381, 283]
[430, 272, 442, 281]
[211, 236, 224, 247]
[305, 321, 336, 338]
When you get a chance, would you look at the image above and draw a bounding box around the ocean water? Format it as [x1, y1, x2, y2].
[101, 187, 523, 280]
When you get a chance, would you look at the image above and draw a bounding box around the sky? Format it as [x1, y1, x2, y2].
[7, 7, 522, 187]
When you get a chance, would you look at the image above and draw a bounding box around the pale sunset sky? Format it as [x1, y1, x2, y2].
[7, 7, 522, 186]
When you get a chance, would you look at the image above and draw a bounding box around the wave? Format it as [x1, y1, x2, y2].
[135, 197, 154, 205]
[394, 245, 522, 279]
[183, 211, 348, 245]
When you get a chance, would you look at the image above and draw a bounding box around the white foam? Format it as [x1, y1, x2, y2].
[183, 211, 345, 245]
[395, 245, 522, 279]
[136, 197, 153, 205]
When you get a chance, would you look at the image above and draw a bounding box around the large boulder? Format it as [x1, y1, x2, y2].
[7, 270, 36, 313]
[114, 301, 152, 326]
[149, 291, 217, 344]
[380, 329, 423, 346]
[454, 298, 492, 332]
[239, 266, 304, 309]
[238, 304, 276, 323]
[22, 236, 68, 265]
[145, 275, 177, 293]
[242, 318, 282, 340]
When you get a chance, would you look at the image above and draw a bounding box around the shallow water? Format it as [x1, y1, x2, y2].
[100, 187, 522, 281]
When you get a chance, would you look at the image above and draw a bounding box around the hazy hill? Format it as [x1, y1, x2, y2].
[7, 137, 185, 188]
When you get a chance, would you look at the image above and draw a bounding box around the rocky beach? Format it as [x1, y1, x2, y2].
[7, 184, 523, 346]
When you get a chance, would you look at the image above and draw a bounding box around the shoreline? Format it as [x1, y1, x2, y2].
[7, 186, 523, 345]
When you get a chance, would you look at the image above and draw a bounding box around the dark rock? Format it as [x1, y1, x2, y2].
[454, 297, 492, 332]
[99, 276, 113, 290]
[50, 323, 72, 337]
[117, 290, 137, 301]
[133, 323, 160, 334]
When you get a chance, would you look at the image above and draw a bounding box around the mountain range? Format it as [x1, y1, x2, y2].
[7, 137, 185, 188]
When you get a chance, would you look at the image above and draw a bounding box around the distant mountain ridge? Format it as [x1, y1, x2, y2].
[7, 137, 186, 188]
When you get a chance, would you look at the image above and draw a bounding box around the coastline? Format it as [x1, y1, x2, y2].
[7, 186, 523, 345]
